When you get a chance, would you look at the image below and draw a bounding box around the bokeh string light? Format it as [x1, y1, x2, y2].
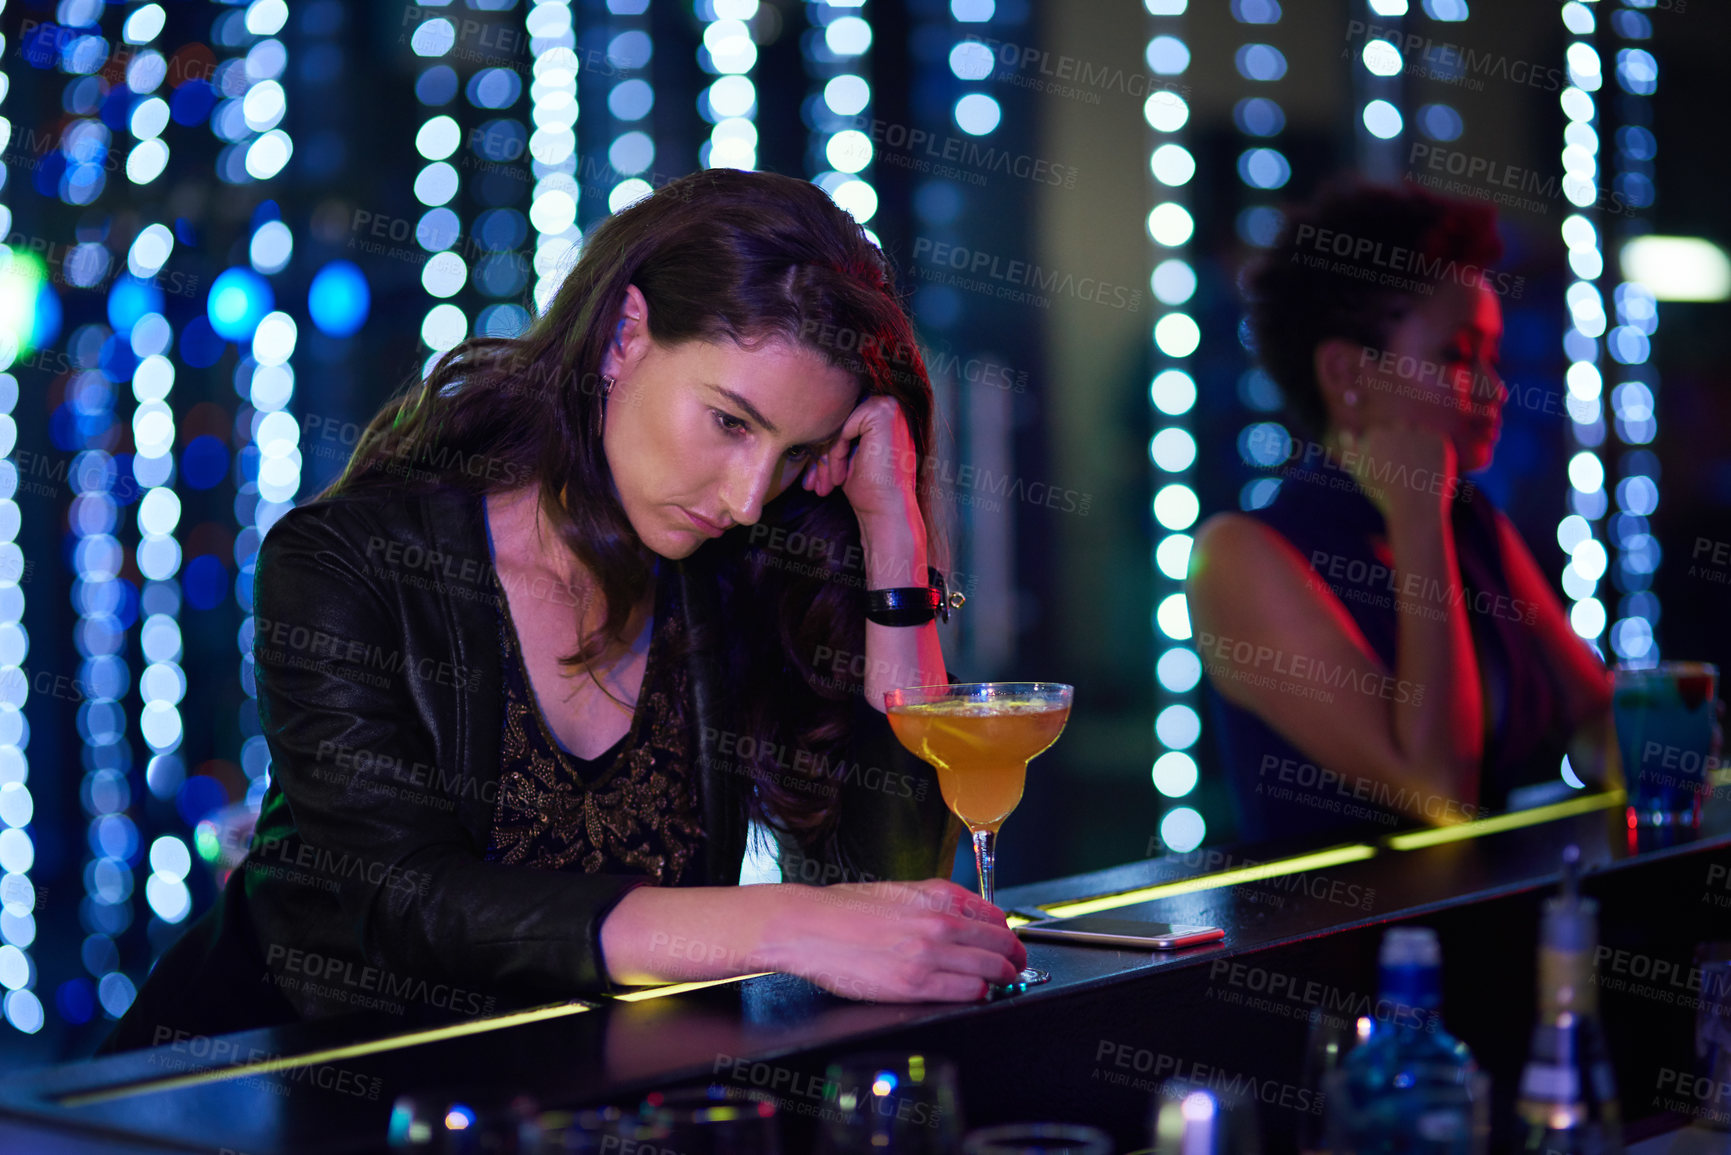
[602, 0, 654, 217]
[119, 0, 193, 980]
[409, 5, 468, 374]
[1556, 4, 1610, 654]
[699, 0, 760, 172]
[0, 0, 45, 1038]
[226, 0, 299, 890]
[460, 3, 531, 340]
[1409, 0, 1465, 152]
[1355, 0, 1406, 178]
[1227, 0, 1287, 518]
[1604, 0, 1660, 670]
[527, 0, 580, 313]
[806, 0, 877, 235]
[1207, 0, 1290, 845]
[47, 0, 147, 1032]
[1143, 0, 1203, 854]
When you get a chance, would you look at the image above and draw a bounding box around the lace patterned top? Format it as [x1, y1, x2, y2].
[482, 566, 706, 885]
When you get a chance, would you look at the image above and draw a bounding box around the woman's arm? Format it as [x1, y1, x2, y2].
[821, 397, 960, 878]
[859, 509, 948, 711]
[805, 393, 948, 710]
[1370, 428, 1486, 801]
[598, 878, 1025, 1001]
[1187, 428, 1485, 823]
[253, 503, 657, 997]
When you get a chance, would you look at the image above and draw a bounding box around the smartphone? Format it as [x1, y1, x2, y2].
[1014, 915, 1225, 950]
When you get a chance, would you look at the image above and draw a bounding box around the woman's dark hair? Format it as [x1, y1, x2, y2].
[1244, 178, 1504, 437]
[318, 167, 938, 854]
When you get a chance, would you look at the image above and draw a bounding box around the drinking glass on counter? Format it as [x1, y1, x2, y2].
[1296, 1009, 1362, 1155]
[1613, 661, 1720, 828]
[638, 1086, 781, 1154]
[528, 1106, 637, 1153]
[816, 1051, 965, 1153]
[1151, 1080, 1262, 1155]
[961, 1122, 1112, 1154]
[387, 1088, 542, 1152]
[885, 682, 1074, 988]
[1695, 955, 1731, 1132]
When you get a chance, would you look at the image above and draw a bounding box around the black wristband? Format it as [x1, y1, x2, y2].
[865, 567, 962, 627]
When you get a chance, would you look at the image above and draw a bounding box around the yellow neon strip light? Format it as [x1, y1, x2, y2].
[58, 1001, 593, 1108]
[1385, 789, 1625, 851]
[1040, 844, 1379, 919]
[612, 974, 773, 1002]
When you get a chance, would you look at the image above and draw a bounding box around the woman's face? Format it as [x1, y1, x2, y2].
[600, 328, 860, 560]
[1350, 279, 1507, 473]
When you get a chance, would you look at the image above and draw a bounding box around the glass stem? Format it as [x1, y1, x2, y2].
[972, 828, 997, 906]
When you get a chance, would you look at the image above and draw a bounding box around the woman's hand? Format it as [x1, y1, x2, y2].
[1338, 422, 1456, 521]
[600, 880, 1025, 1001]
[758, 879, 1027, 1002]
[801, 394, 923, 542]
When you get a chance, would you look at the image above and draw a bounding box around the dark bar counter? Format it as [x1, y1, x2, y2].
[5, 789, 1730, 1154]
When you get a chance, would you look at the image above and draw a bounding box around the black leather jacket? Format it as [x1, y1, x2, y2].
[115, 484, 957, 1041]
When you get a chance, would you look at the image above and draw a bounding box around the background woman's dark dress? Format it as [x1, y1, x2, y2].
[1206, 461, 1575, 845]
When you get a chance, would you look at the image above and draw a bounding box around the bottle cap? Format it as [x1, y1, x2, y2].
[1380, 926, 1441, 968]
[1541, 845, 1598, 952]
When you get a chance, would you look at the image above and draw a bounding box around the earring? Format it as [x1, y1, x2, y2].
[592, 377, 616, 441]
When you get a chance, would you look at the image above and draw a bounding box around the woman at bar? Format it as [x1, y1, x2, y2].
[106, 169, 1025, 1050]
[1188, 181, 1615, 845]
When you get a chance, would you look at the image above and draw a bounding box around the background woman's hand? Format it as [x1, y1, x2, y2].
[759, 878, 1027, 1002]
[1338, 422, 1457, 520]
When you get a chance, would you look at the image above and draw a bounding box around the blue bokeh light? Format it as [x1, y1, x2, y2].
[99, 334, 139, 383]
[56, 978, 96, 1025]
[182, 554, 228, 611]
[106, 277, 165, 337]
[99, 86, 134, 133]
[206, 268, 274, 342]
[179, 316, 225, 368]
[169, 80, 217, 126]
[180, 436, 231, 491]
[174, 776, 228, 828]
[416, 64, 458, 105]
[308, 260, 370, 338]
[32, 282, 63, 351]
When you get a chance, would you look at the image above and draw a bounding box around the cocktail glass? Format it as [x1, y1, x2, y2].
[884, 682, 1073, 988]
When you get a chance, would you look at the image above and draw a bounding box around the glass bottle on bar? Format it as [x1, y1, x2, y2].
[1329, 926, 1486, 1153]
[1515, 847, 1622, 1154]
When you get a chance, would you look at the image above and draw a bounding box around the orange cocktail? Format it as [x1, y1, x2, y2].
[886, 699, 1070, 832]
[885, 682, 1074, 989]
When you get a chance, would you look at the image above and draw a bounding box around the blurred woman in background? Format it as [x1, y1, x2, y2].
[1188, 181, 1614, 845]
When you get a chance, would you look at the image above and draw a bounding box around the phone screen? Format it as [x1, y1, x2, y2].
[1041, 917, 1186, 936]
[1015, 916, 1225, 948]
